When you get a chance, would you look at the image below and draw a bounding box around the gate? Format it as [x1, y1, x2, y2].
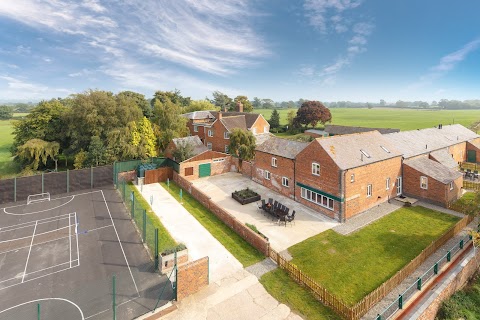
[198, 163, 211, 178]
[467, 150, 476, 163]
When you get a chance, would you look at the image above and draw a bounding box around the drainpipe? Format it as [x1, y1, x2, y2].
[339, 169, 345, 222]
[293, 158, 296, 201]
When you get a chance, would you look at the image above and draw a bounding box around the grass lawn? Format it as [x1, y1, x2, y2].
[254, 108, 480, 131]
[289, 206, 460, 305]
[124, 182, 177, 254]
[437, 272, 480, 319]
[260, 268, 341, 320]
[161, 181, 265, 267]
[0, 113, 28, 177]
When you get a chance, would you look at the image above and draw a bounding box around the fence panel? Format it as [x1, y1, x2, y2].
[69, 167, 92, 192]
[93, 165, 114, 188]
[15, 175, 42, 202]
[0, 178, 15, 203]
[43, 171, 68, 195]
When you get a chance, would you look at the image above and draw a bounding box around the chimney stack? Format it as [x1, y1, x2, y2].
[218, 111, 222, 120]
[236, 101, 243, 112]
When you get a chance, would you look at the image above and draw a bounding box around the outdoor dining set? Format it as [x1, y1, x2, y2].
[461, 168, 480, 180]
[258, 198, 296, 227]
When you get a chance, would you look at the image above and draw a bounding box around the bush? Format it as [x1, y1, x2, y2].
[233, 187, 259, 199]
[161, 243, 187, 256]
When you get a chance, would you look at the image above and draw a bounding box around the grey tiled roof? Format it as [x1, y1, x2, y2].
[256, 136, 309, 159]
[316, 131, 402, 170]
[172, 136, 207, 156]
[181, 110, 215, 120]
[430, 149, 458, 169]
[220, 115, 247, 131]
[325, 125, 400, 135]
[210, 111, 261, 129]
[254, 133, 274, 146]
[404, 157, 462, 184]
[384, 124, 479, 159]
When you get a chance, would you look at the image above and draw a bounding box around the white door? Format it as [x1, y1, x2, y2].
[396, 177, 402, 195]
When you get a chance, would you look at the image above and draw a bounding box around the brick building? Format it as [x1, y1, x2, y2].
[164, 136, 208, 162]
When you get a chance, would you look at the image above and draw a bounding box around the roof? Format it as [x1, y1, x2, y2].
[315, 131, 402, 170]
[468, 140, 480, 149]
[210, 111, 261, 129]
[181, 110, 215, 120]
[256, 136, 309, 159]
[254, 132, 274, 146]
[220, 115, 247, 131]
[305, 129, 328, 136]
[430, 149, 458, 169]
[384, 124, 479, 159]
[325, 124, 400, 135]
[172, 136, 207, 156]
[404, 157, 462, 184]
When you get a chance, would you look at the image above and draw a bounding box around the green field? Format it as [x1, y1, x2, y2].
[0, 114, 26, 177]
[254, 108, 480, 131]
[288, 206, 460, 305]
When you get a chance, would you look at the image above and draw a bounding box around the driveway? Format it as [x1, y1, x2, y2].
[191, 172, 338, 252]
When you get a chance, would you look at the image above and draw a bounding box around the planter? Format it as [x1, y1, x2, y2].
[232, 189, 261, 205]
[160, 248, 188, 274]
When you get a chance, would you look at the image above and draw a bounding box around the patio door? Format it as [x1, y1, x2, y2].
[396, 177, 402, 196]
[467, 150, 476, 163]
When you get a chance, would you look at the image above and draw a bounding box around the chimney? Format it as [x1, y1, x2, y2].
[218, 111, 222, 120]
[224, 106, 227, 112]
[236, 101, 243, 112]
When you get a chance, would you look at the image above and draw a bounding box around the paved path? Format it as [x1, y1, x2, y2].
[245, 258, 278, 279]
[137, 183, 302, 320]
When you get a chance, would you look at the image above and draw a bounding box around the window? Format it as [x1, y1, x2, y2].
[265, 170, 271, 180]
[213, 158, 225, 162]
[252, 128, 257, 134]
[224, 132, 230, 139]
[301, 187, 334, 210]
[282, 177, 289, 187]
[367, 184, 372, 197]
[208, 129, 213, 137]
[396, 177, 402, 195]
[350, 174, 355, 182]
[264, 126, 269, 133]
[420, 176, 428, 189]
[225, 145, 229, 153]
[207, 142, 212, 150]
[271, 157, 277, 167]
[386, 177, 390, 190]
[185, 167, 194, 176]
[193, 125, 198, 132]
[449, 181, 454, 190]
[312, 162, 320, 176]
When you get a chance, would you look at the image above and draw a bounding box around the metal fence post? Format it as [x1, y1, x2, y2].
[434, 263, 438, 274]
[417, 277, 422, 290]
[155, 228, 159, 270]
[460, 239, 464, 249]
[37, 303, 40, 320]
[142, 209, 146, 242]
[113, 161, 116, 187]
[113, 275, 116, 320]
[447, 251, 451, 262]
[14, 177, 16, 202]
[398, 294, 403, 309]
[376, 315, 381, 320]
[90, 166, 94, 189]
[41, 172, 44, 193]
[67, 169, 70, 193]
[131, 192, 135, 219]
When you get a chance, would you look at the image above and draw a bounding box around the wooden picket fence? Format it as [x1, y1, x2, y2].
[463, 180, 480, 191]
[269, 214, 473, 319]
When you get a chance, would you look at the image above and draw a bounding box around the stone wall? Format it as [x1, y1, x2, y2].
[177, 257, 209, 301]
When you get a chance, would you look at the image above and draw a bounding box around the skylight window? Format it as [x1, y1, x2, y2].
[380, 146, 390, 153]
[360, 149, 371, 158]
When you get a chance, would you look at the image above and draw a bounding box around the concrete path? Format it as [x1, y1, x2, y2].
[136, 183, 302, 320]
[192, 172, 338, 252]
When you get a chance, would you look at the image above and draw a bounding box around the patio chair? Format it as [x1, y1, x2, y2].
[257, 201, 264, 214]
[268, 198, 273, 205]
[273, 200, 279, 209]
[285, 210, 296, 227]
[261, 199, 267, 211]
[284, 207, 290, 215]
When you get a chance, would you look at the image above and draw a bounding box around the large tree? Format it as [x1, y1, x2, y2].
[211, 91, 233, 111]
[117, 91, 152, 118]
[269, 109, 280, 129]
[184, 99, 216, 113]
[17, 139, 60, 170]
[152, 95, 188, 151]
[252, 97, 262, 109]
[172, 141, 194, 162]
[294, 101, 332, 128]
[0, 105, 13, 120]
[228, 128, 256, 169]
[233, 95, 253, 112]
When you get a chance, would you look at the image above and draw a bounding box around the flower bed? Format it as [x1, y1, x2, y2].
[232, 188, 261, 205]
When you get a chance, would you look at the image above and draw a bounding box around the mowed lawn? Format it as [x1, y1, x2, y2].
[288, 206, 460, 305]
[0, 113, 28, 177]
[254, 108, 480, 131]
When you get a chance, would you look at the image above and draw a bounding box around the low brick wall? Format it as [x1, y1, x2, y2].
[172, 171, 270, 256]
[177, 257, 209, 301]
[416, 246, 480, 320]
[118, 170, 136, 183]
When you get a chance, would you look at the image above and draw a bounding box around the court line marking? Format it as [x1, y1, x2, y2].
[75, 213, 80, 267]
[0, 216, 70, 236]
[22, 220, 37, 283]
[25, 259, 79, 276]
[3, 196, 75, 215]
[0, 190, 102, 211]
[0, 224, 73, 244]
[101, 190, 140, 296]
[0, 213, 71, 232]
[0, 298, 85, 320]
[0, 233, 71, 256]
[69, 213, 72, 268]
[84, 297, 137, 320]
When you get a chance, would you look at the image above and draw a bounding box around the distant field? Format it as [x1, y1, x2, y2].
[0, 113, 27, 177]
[254, 108, 480, 131]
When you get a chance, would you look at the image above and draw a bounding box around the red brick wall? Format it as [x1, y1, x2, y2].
[466, 141, 480, 163]
[178, 156, 232, 181]
[203, 120, 230, 153]
[187, 120, 207, 141]
[403, 163, 462, 206]
[344, 156, 402, 219]
[253, 151, 295, 199]
[177, 257, 209, 301]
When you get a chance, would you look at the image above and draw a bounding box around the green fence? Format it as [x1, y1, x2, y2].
[119, 180, 159, 270]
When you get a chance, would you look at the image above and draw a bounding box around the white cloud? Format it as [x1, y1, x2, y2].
[0, 75, 72, 99]
[296, 65, 317, 77]
[304, 0, 363, 33]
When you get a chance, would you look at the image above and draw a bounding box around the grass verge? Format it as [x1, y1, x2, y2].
[437, 272, 480, 319]
[289, 206, 460, 305]
[161, 181, 264, 267]
[260, 268, 341, 320]
[124, 182, 177, 254]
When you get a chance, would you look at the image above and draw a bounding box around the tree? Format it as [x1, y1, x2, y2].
[228, 129, 256, 169]
[293, 101, 332, 128]
[16, 139, 59, 170]
[117, 91, 152, 118]
[234, 96, 253, 112]
[269, 109, 280, 129]
[286, 110, 296, 131]
[0, 106, 13, 120]
[262, 99, 275, 109]
[172, 141, 194, 162]
[185, 99, 216, 113]
[87, 136, 107, 166]
[379, 99, 386, 107]
[211, 91, 233, 111]
[73, 150, 88, 169]
[252, 97, 262, 109]
[151, 89, 191, 108]
[137, 117, 158, 158]
[152, 95, 189, 151]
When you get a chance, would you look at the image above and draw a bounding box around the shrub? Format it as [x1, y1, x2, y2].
[161, 243, 187, 256]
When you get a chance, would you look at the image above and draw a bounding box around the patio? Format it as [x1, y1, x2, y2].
[191, 172, 338, 252]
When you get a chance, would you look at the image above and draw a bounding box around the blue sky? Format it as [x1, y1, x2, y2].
[0, 0, 479, 103]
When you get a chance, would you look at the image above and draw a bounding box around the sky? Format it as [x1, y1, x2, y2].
[0, 0, 479, 103]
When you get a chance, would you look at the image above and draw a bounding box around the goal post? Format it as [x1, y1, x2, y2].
[27, 192, 51, 205]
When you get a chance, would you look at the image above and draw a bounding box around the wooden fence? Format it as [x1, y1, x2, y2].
[460, 162, 479, 171]
[463, 180, 480, 191]
[268, 214, 474, 320]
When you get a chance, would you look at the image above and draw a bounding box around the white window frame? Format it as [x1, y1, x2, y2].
[264, 126, 268, 133]
[252, 128, 257, 134]
[208, 129, 213, 137]
[224, 132, 230, 139]
[207, 142, 212, 150]
[420, 176, 428, 190]
[386, 177, 390, 190]
[282, 177, 289, 187]
[312, 162, 320, 176]
[265, 170, 271, 180]
[350, 174, 355, 182]
[225, 145, 229, 153]
[272, 157, 277, 167]
[301, 187, 334, 210]
[449, 181, 454, 191]
[194, 125, 198, 132]
[367, 184, 372, 197]
[396, 177, 402, 195]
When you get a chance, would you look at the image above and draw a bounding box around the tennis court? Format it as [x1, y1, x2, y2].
[0, 187, 172, 320]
